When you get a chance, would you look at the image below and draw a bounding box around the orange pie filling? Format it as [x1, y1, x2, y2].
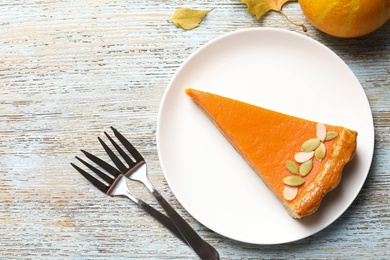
[186, 88, 357, 218]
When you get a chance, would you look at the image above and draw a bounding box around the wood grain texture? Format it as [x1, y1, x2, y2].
[1, 0, 389, 259]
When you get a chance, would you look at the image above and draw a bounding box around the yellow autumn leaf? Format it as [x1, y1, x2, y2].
[241, 0, 307, 31]
[169, 8, 212, 30]
[241, 0, 291, 19]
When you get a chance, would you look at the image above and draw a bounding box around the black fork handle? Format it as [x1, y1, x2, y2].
[138, 200, 188, 245]
[152, 190, 220, 260]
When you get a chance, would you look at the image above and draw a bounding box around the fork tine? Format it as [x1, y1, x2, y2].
[81, 149, 121, 177]
[75, 156, 114, 184]
[98, 136, 127, 172]
[71, 163, 109, 193]
[110, 127, 144, 162]
[104, 131, 135, 168]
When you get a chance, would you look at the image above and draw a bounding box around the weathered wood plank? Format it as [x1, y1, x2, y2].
[0, 0, 389, 258]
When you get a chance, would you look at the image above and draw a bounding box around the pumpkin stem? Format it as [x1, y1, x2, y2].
[280, 10, 307, 32]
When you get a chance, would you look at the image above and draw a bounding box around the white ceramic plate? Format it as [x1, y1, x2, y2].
[156, 28, 374, 244]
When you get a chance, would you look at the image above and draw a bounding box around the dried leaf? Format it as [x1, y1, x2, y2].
[241, 0, 291, 20]
[241, 0, 307, 31]
[169, 8, 212, 30]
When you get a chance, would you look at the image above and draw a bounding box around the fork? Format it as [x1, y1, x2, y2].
[71, 161, 188, 245]
[98, 127, 219, 260]
[73, 127, 219, 260]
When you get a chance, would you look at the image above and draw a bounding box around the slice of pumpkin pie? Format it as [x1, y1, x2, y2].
[185, 88, 357, 218]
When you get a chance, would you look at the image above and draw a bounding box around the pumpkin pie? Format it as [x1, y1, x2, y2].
[185, 88, 357, 218]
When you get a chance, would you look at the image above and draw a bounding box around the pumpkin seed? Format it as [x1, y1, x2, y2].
[315, 142, 326, 161]
[301, 138, 321, 152]
[286, 160, 299, 174]
[283, 185, 298, 201]
[294, 151, 314, 163]
[283, 176, 305, 186]
[316, 123, 326, 141]
[299, 159, 313, 176]
[325, 131, 338, 141]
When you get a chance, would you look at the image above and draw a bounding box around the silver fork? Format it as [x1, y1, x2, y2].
[73, 127, 219, 260]
[71, 158, 189, 245]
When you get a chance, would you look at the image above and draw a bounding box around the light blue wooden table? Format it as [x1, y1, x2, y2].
[1, 1, 389, 259]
